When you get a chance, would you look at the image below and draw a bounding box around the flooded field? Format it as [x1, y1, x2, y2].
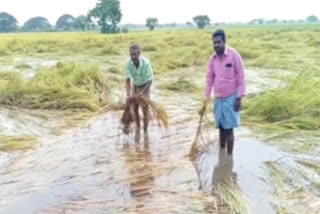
[1, 82, 318, 214]
[1, 28, 320, 214]
[0, 89, 278, 214]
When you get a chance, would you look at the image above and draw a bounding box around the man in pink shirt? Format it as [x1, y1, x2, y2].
[201, 29, 246, 155]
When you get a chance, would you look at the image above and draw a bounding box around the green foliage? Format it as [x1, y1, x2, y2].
[249, 18, 266, 25]
[88, 0, 122, 34]
[146, 18, 158, 31]
[0, 12, 18, 32]
[73, 15, 88, 31]
[23, 16, 51, 32]
[186, 22, 193, 27]
[122, 26, 129, 33]
[306, 15, 318, 23]
[55, 14, 75, 31]
[193, 15, 210, 29]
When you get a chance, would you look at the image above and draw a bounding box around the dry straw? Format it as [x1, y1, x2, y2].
[121, 95, 168, 133]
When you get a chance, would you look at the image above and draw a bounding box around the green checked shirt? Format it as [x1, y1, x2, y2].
[126, 56, 154, 86]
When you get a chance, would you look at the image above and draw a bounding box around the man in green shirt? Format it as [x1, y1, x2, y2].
[124, 44, 154, 134]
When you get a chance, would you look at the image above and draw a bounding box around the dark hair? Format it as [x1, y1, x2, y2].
[213, 29, 226, 43]
[129, 44, 140, 51]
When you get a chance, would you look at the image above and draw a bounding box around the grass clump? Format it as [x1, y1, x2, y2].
[15, 63, 32, 69]
[216, 184, 251, 214]
[244, 68, 320, 130]
[0, 61, 114, 111]
[161, 77, 198, 93]
[0, 135, 38, 151]
[106, 66, 121, 74]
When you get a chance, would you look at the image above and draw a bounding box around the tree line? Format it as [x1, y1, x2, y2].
[0, 0, 213, 33]
[0, 0, 122, 33]
[0, 0, 319, 34]
[0, 12, 97, 33]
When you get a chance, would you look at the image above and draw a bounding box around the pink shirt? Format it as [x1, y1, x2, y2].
[205, 47, 246, 99]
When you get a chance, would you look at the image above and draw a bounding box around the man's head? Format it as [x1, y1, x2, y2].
[212, 30, 226, 55]
[129, 44, 141, 63]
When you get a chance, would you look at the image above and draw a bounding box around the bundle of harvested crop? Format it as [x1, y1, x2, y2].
[121, 96, 168, 134]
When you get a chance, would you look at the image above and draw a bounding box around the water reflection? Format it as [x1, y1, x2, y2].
[212, 150, 237, 188]
[122, 130, 155, 210]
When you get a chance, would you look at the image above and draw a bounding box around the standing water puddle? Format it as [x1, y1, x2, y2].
[194, 138, 283, 214]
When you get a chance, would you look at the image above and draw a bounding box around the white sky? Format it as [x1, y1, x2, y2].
[1, 0, 319, 25]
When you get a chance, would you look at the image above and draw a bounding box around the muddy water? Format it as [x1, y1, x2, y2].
[0, 92, 282, 214]
[194, 138, 282, 214]
[0, 107, 62, 137]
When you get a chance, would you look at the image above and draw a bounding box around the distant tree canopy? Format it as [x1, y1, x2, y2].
[186, 21, 193, 27]
[306, 15, 318, 22]
[0, 12, 18, 32]
[146, 17, 158, 31]
[56, 14, 75, 30]
[270, 19, 278, 24]
[88, 0, 122, 34]
[122, 26, 129, 33]
[73, 15, 88, 31]
[249, 18, 266, 25]
[23, 16, 51, 31]
[193, 15, 210, 29]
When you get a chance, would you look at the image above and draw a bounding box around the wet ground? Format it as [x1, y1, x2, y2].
[0, 89, 286, 214]
[0, 57, 319, 214]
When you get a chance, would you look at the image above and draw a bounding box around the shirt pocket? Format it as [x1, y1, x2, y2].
[222, 63, 236, 79]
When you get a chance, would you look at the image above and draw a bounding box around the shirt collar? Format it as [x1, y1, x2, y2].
[214, 47, 228, 58]
[130, 56, 143, 65]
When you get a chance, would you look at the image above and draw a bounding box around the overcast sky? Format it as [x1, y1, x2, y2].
[1, 0, 319, 25]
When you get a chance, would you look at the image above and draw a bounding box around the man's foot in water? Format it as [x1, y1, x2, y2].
[122, 125, 130, 134]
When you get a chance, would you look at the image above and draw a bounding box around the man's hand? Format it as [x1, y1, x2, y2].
[199, 98, 210, 115]
[235, 98, 242, 112]
[127, 94, 136, 100]
[127, 94, 142, 103]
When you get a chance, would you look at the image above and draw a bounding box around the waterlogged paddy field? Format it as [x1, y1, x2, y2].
[0, 25, 320, 214]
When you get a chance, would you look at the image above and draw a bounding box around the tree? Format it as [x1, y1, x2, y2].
[170, 22, 176, 28]
[0, 12, 18, 32]
[270, 19, 278, 24]
[249, 18, 266, 25]
[146, 18, 158, 31]
[122, 26, 129, 33]
[88, 0, 122, 34]
[56, 14, 75, 31]
[73, 15, 88, 31]
[193, 15, 210, 29]
[186, 21, 193, 27]
[23, 16, 51, 31]
[307, 15, 318, 23]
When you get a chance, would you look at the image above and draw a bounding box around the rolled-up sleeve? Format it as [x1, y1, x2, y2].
[205, 56, 215, 99]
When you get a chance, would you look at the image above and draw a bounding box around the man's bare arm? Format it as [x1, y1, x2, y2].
[139, 80, 152, 95]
